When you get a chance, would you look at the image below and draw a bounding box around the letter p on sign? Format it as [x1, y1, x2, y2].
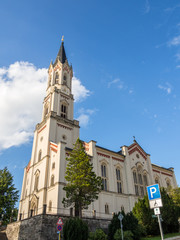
[147, 184, 161, 201]
[150, 187, 156, 198]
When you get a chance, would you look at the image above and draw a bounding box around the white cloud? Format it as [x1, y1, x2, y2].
[0, 62, 90, 150]
[158, 82, 172, 94]
[169, 35, 180, 46]
[108, 78, 120, 88]
[72, 76, 90, 102]
[0, 62, 48, 150]
[77, 108, 96, 127]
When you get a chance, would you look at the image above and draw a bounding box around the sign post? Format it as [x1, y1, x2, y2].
[57, 217, 63, 240]
[147, 184, 164, 240]
[118, 213, 124, 240]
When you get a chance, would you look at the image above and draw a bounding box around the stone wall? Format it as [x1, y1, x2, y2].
[5, 214, 111, 240]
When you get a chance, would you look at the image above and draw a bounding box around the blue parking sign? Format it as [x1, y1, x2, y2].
[147, 184, 161, 200]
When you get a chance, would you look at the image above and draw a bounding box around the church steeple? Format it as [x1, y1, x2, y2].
[56, 36, 67, 64]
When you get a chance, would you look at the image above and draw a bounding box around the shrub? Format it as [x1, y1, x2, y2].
[108, 211, 143, 240]
[63, 217, 89, 240]
[89, 229, 107, 240]
[114, 229, 133, 240]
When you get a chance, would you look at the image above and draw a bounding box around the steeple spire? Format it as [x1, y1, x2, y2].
[56, 36, 67, 64]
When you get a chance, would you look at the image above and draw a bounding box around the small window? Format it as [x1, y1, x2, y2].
[38, 150, 42, 162]
[105, 204, 109, 214]
[61, 104, 67, 118]
[51, 175, 55, 186]
[34, 174, 39, 192]
[52, 162, 55, 169]
[63, 75, 67, 85]
[48, 201, 52, 212]
[44, 106, 48, 117]
[55, 72, 59, 84]
[121, 206, 124, 212]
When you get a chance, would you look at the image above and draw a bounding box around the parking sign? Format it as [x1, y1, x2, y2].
[147, 184, 161, 201]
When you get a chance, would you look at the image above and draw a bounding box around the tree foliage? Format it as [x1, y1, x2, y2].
[0, 167, 19, 225]
[63, 217, 89, 240]
[114, 229, 133, 240]
[133, 188, 179, 235]
[62, 138, 102, 217]
[108, 211, 144, 240]
[88, 229, 107, 240]
[168, 187, 180, 216]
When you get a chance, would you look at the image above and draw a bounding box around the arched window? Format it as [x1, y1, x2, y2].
[51, 175, 55, 186]
[55, 72, 59, 84]
[34, 173, 39, 192]
[155, 177, 159, 184]
[105, 204, 109, 214]
[138, 172, 144, 196]
[48, 201, 52, 212]
[38, 150, 42, 162]
[101, 164, 108, 191]
[166, 179, 171, 188]
[133, 167, 147, 196]
[63, 74, 67, 85]
[116, 168, 122, 193]
[61, 104, 67, 118]
[133, 171, 139, 196]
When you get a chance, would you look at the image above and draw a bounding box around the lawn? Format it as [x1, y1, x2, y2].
[141, 232, 180, 240]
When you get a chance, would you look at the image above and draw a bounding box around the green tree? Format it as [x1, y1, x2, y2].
[114, 229, 133, 240]
[108, 211, 144, 240]
[63, 217, 89, 240]
[132, 195, 159, 235]
[0, 167, 19, 225]
[133, 188, 179, 235]
[62, 138, 102, 217]
[89, 229, 107, 240]
[168, 187, 180, 216]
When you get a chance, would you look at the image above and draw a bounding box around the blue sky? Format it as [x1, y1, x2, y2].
[0, 0, 180, 203]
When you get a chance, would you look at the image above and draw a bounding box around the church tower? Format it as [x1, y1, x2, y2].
[18, 38, 79, 219]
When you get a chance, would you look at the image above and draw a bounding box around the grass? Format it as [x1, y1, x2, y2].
[141, 232, 180, 240]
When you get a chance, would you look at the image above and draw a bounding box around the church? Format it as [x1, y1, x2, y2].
[18, 39, 177, 221]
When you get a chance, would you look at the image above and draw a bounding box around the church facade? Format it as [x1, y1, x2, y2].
[18, 40, 177, 220]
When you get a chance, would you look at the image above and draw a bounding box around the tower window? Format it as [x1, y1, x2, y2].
[55, 72, 59, 84]
[63, 75, 67, 85]
[51, 175, 55, 186]
[38, 150, 42, 162]
[34, 173, 39, 192]
[52, 162, 55, 169]
[61, 104, 67, 118]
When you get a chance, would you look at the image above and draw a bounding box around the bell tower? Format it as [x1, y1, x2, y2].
[18, 38, 79, 219]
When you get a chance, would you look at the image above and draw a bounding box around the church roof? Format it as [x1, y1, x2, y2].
[56, 40, 67, 64]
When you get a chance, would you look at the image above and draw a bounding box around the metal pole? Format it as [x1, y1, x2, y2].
[157, 214, 164, 240]
[120, 221, 124, 240]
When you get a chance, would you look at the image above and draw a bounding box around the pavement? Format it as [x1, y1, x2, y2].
[165, 237, 180, 240]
